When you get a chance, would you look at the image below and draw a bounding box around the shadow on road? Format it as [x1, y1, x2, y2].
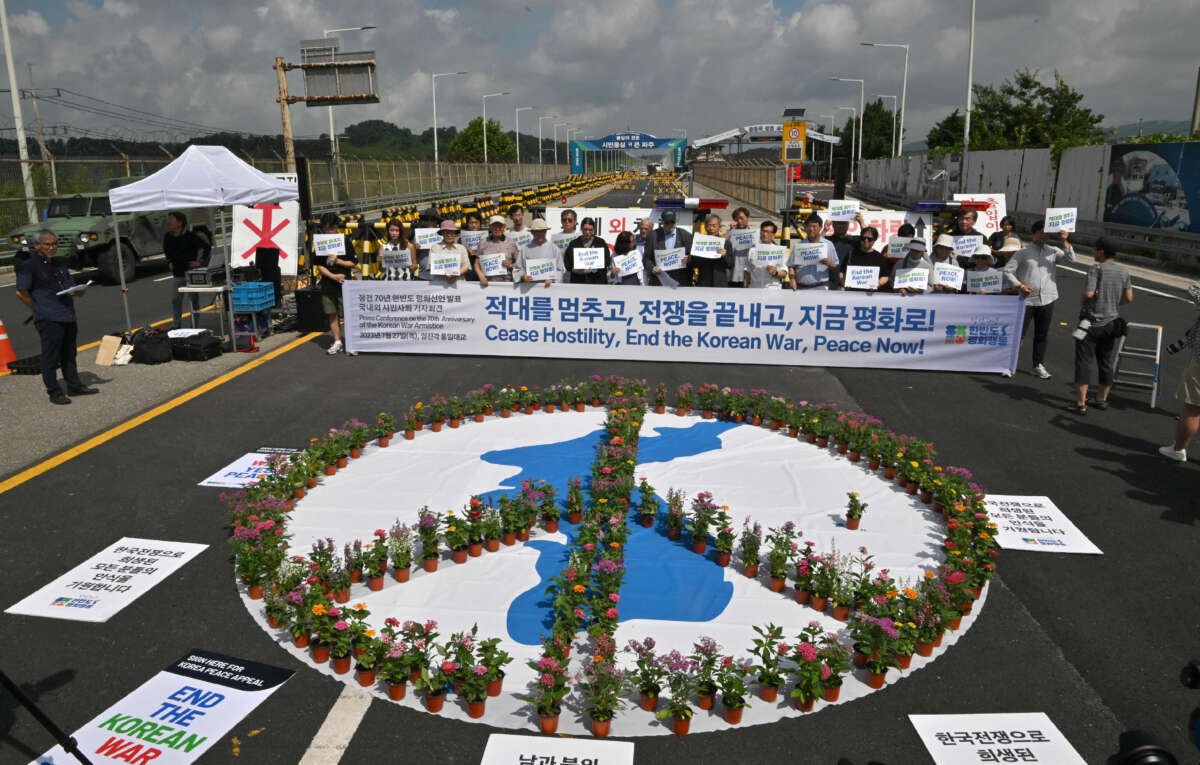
[0, 668, 77, 761]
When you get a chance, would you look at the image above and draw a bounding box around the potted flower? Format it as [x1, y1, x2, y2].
[497, 385, 518, 416]
[327, 564, 351, 604]
[444, 510, 469, 563]
[521, 652, 571, 734]
[447, 395, 465, 428]
[374, 411, 395, 446]
[853, 613, 900, 688]
[399, 619, 439, 683]
[636, 476, 657, 528]
[328, 613, 355, 674]
[417, 506, 441, 571]
[818, 629, 851, 701]
[653, 381, 667, 414]
[674, 383, 693, 415]
[665, 488, 685, 541]
[716, 656, 752, 724]
[364, 530, 388, 590]
[788, 628, 824, 712]
[689, 636, 722, 710]
[499, 496, 522, 545]
[477, 637, 512, 696]
[654, 650, 698, 736]
[429, 393, 447, 431]
[482, 506, 502, 552]
[460, 662, 491, 718]
[580, 656, 629, 737]
[712, 509, 735, 566]
[378, 621, 413, 699]
[388, 521, 413, 582]
[403, 407, 421, 440]
[572, 383, 587, 412]
[696, 382, 718, 418]
[748, 389, 769, 425]
[343, 540, 364, 583]
[764, 522, 797, 591]
[532, 480, 560, 532]
[845, 491, 867, 530]
[811, 551, 838, 612]
[768, 395, 789, 429]
[566, 477, 584, 524]
[793, 544, 817, 603]
[415, 664, 450, 713]
[687, 491, 718, 554]
[749, 623, 787, 701]
[739, 518, 762, 577]
[519, 385, 538, 414]
[624, 637, 665, 711]
[467, 389, 488, 422]
[466, 497, 486, 556]
[355, 631, 383, 687]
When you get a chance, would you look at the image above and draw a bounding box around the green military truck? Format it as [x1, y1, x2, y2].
[7, 178, 212, 283]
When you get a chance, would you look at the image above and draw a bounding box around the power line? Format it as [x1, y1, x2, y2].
[54, 88, 252, 135]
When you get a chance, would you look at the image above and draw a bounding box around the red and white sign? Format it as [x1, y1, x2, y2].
[232, 202, 299, 276]
[954, 193, 1007, 240]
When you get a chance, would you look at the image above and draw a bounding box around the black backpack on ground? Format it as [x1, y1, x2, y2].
[171, 331, 223, 361]
[131, 327, 172, 364]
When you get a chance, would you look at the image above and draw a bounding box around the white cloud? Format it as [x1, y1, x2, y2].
[101, 0, 137, 18]
[9, 10, 49, 36]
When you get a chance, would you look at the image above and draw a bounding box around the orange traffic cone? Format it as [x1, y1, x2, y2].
[0, 315, 16, 373]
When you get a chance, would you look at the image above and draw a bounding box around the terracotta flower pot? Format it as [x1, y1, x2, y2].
[696, 692, 715, 711]
[432, 421, 443, 432]
[387, 681, 407, 700]
[306, 477, 318, 489]
[849, 450, 861, 462]
[933, 500, 945, 514]
[501, 409, 511, 418]
[357, 669, 376, 687]
[723, 705, 743, 725]
[758, 684, 778, 702]
[523, 406, 535, 415]
[425, 691, 445, 713]
[947, 615, 963, 631]
[692, 540, 707, 555]
[350, 447, 362, 459]
[868, 457, 880, 470]
[517, 528, 530, 542]
[866, 670, 886, 689]
[283, 499, 294, 512]
[546, 404, 556, 413]
[852, 648, 870, 669]
[906, 482, 919, 495]
[292, 632, 310, 649]
[452, 549, 468, 564]
[568, 511, 583, 524]
[677, 407, 689, 417]
[915, 640, 935, 657]
[816, 436, 829, 447]
[715, 552, 731, 567]
[638, 692, 658, 712]
[468, 700, 486, 719]
[920, 489, 933, 504]
[769, 577, 786, 592]
[544, 519, 559, 534]
[795, 695, 815, 712]
[846, 516, 861, 530]
[744, 563, 759, 578]
[895, 653, 913, 669]
[449, 418, 461, 429]
[502, 532, 516, 546]
[247, 584, 264, 600]
[668, 528, 681, 541]
[961, 599, 974, 615]
[795, 588, 812, 605]
[393, 567, 410, 583]
[884, 466, 896, 479]
[770, 419, 782, 430]
[423, 557, 439, 572]
[332, 656, 352, 675]
[268, 613, 283, 629]
[654, 404, 666, 414]
[539, 714, 559, 734]
[591, 718, 610, 738]
[311, 643, 331, 664]
[934, 632, 945, 647]
[575, 403, 586, 412]
[836, 443, 848, 454]
[639, 514, 653, 528]
[732, 414, 744, 423]
[822, 684, 841, 702]
[404, 430, 415, 440]
[672, 716, 690, 736]
[468, 542, 483, 557]
[486, 676, 504, 697]
[367, 575, 384, 591]
[324, 465, 336, 476]
[337, 457, 348, 468]
[333, 588, 350, 604]
[293, 487, 306, 499]
[811, 595, 829, 612]
[474, 413, 485, 423]
[702, 410, 713, 419]
[410, 669, 422, 684]
[806, 432, 817, 443]
[349, 570, 363, 583]
[832, 605, 850, 622]
[752, 416, 763, 426]
[485, 538, 499, 553]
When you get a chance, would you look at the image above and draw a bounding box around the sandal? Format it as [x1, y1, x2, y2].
[1066, 403, 1087, 415]
[1090, 399, 1109, 410]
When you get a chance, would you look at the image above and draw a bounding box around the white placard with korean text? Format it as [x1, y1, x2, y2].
[655, 247, 685, 271]
[1045, 207, 1077, 233]
[934, 263, 965, 290]
[983, 495, 1102, 554]
[690, 233, 725, 259]
[7, 538, 208, 623]
[312, 233, 345, 257]
[378, 247, 411, 270]
[35, 649, 292, 765]
[827, 199, 859, 221]
[460, 230, 485, 250]
[479, 253, 508, 277]
[430, 254, 462, 276]
[729, 228, 757, 251]
[909, 712, 1086, 765]
[893, 268, 930, 290]
[845, 265, 881, 290]
[525, 258, 557, 280]
[790, 241, 825, 266]
[573, 247, 606, 270]
[481, 733, 634, 765]
[551, 232, 575, 251]
[954, 235, 984, 259]
[413, 228, 442, 248]
[510, 230, 534, 247]
[614, 252, 642, 277]
[750, 245, 786, 268]
[888, 236, 912, 258]
[967, 270, 1003, 294]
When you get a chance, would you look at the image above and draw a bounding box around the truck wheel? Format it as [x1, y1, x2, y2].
[98, 242, 137, 284]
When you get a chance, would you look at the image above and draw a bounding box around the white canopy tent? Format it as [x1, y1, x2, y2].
[107, 145, 299, 343]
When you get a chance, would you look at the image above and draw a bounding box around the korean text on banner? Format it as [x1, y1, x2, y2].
[827, 199, 859, 221]
[887, 237, 912, 258]
[655, 247, 685, 271]
[729, 228, 757, 250]
[934, 263, 965, 290]
[750, 245, 786, 268]
[460, 230, 485, 250]
[6, 538, 208, 623]
[845, 265, 881, 290]
[983, 495, 1102, 554]
[525, 258, 557, 280]
[511, 230, 534, 247]
[479, 253, 508, 277]
[909, 713, 1086, 765]
[1045, 207, 1077, 233]
[342, 281, 1023, 374]
[312, 233, 345, 257]
[615, 252, 642, 276]
[691, 234, 725, 259]
[967, 270, 1003, 294]
[894, 268, 930, 290]
[791, 242, 825, 266]
[953, 235, 983, 259]
[573, 247, 606, 270]
[413, 228, 442, 248]
[35, 650, 293, 765]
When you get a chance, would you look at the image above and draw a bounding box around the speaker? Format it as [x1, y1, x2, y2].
[833, 158, 849, 200]
[295, 287, 327, 333]
[295, 160, 312, 221]
[255, 247, 282, 307]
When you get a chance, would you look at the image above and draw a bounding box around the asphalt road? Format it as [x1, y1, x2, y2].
[2, 212, 1198, 764]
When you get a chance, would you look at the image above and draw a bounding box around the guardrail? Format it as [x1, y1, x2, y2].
[310, 175, 576, 217]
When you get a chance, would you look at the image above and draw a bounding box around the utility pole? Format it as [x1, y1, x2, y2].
[273, 57, 297, 172]
[26, 63, 55, 194]
[961, 0, 976, 192]
[1191, 65, 1200, 135]
[1, 0, 36, 223]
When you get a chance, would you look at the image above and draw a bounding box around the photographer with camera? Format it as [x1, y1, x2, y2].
[1068, 237, 1132, 414]
[1159, 282, 1200, 461]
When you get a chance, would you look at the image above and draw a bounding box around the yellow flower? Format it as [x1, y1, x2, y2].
[447, 525, 456, 532]
[631, 421, 640, 427]
[934, 466, 943, 472]
[309, 437, 318, 443]
[950, 550, 961, 556]
[923, 571, 936, 579]
[909, 460, 919, 468]
[572, 584, 586, 593]
[987, 522, 998, 529]
[903, 588, 919, 600]
[353, 602, 367, 610]
[906, 621, 917, 629]
[849, 492, 859, 499]
[415, 402, 423, 409]
[365, 629, 376, 638]
[598, 499, 607, 504]
[626, 459, 634, 464]
[520, 386, 528, 392]
[447, 510, 455, 516]
[614, 390, 623, 396]
[886, 589, 898, 599]
[978, 532, 991, 540]
[312, 604, 327, 616]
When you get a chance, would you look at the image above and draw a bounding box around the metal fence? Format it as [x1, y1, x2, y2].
[692, 161, 779, 213]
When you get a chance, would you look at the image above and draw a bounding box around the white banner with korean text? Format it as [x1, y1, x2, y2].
[343, 282, 1023, 372]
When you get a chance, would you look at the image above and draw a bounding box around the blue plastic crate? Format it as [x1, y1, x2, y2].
[232, 282, 275, 311]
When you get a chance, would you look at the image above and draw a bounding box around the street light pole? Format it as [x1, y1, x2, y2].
[860, 42, 910, 157]
[538, 114, 557, 167]
[820, 113, 835, 181]
[831, 77, 865, 183]
[481, 91, 510, 166]
[873, 93, 898, 157]
[554, 123, 568, 167]
[962, 0, 976, 191]
[323, 25, 375, 204]
[837, 107, 856, 183]
[514, 106, 534, 165]
[0, 0, 35, 222]
[432, 71, 468, 188]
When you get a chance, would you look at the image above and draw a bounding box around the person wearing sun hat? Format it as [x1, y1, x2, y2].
[427, 219, 470, 283]
[993, 236, 1022, 267]
[1159, 281, 1200, 461]
[929, 233, 964, 293]
[514, 218, 564, 286]
[894, 238, 933, 295]
[474, 215, 518, 285]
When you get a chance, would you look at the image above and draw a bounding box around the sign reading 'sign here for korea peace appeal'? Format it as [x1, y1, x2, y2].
[7, 538, 207, 622]
[909, 713, 1086, 765]
[342, 282, 1023, 373]
[984, 495, 1102, 554]
[34, 649, 292, 765]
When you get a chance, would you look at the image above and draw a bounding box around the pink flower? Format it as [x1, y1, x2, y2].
[474, 664, 487, 676]
[601, 467, 613, 474]
[608, 593, 620, 602]
[797, 643, 818, 662]
[605, 607, 619, 619]
[327, 606, 341, 617]
[540, 673, 554, 686]
[374, 529, 386, 538]
[583, 543, 595, 551]
[441, 661, 456, 674]
[333, 620, 349, 631]
[777, 643, 790, 654]
[946, 570, 966, 585]
[820, 663, 831, 680]
[574, 608, 585, 620]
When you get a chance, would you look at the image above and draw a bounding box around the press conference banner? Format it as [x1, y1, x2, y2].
[342, 281, 1023, 372]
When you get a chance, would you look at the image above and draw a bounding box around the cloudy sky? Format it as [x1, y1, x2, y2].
[4, 0, 1195, 149]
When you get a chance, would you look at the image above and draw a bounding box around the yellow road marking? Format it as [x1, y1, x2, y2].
[0, 332, 321, 496]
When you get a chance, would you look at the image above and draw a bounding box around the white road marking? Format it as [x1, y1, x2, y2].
[153, 275, 174, 282]
[297, 685, 373, 765]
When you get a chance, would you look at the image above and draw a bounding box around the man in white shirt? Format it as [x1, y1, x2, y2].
[724, 206, 754, 288]
[514, 219, 563, 286]
[744, 221, 786, 289]
[788, 213, 838, 290]
[1003, 219, 1075, 379]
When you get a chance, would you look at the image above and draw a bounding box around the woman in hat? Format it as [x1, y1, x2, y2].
[474, 215, 518, 285]
[929, 233, 963, 293]
[965, 243, 1003, 295]
[427, 220, 470, 283]
[894, 239, 934, 296]
[993, 236, 1022, 267]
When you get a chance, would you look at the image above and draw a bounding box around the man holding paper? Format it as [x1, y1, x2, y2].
[643, 210, 693, 287]
[839, 226, 890, 291]
[930, 234, 965, 293]
[724, 207, 755, 287]
[893, 240, 934, 296]
[693, 214, 733, 287]
[744, 221, 787, 289]
[427, 220, 470, 283]
[564, 217, 612, 285]
[1004, 219, 1075, 379]
[474, 215, 519, 285]
[15, 230, 98, 404]
[788, 214, 838, 291]
[515, 219, 563, 287]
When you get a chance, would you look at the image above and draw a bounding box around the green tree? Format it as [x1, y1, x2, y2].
[832, 100, 897, 161]
[926, 109, 965, 152]
[446, 117, 515, 163]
